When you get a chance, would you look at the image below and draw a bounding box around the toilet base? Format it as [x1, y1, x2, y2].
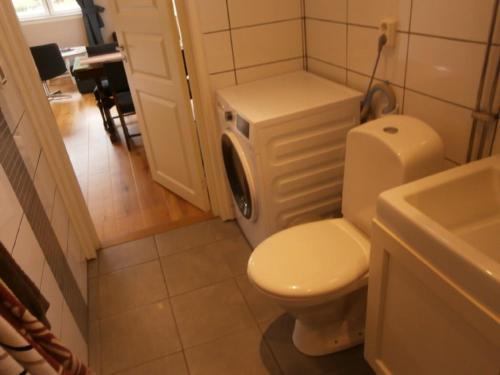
[290, 287, 367, 356]
[292, 315, 365, 356]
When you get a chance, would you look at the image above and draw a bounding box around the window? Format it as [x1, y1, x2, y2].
[12, 0, 80, 20]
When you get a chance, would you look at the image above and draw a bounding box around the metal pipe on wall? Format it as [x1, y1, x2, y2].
[466, 0, 500, 162]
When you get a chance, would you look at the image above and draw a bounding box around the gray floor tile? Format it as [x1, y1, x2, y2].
[161, 236, 251, 295]
[170, 280, 256, 348]
[236, 275, 284, 327]
[98, 236, 157, 274]
[114, 352, 189, 375]
[98, 260, 168, 318]
[262, 314, 373, 375]
[100, 300, 181, 374]
[156, 219, 241, 256]
[185, 327, 281, 375]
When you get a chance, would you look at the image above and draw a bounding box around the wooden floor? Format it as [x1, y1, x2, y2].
[50, 77, 212, 247]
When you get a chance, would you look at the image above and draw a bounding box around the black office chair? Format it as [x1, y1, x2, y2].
[83, 42, 118, 129]
[30, 43, 71, 100]
[103, 61, 140, 150]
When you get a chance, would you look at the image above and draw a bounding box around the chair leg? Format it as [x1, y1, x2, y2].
[118, 108, 132, 150]
[93, 91, 108, 131]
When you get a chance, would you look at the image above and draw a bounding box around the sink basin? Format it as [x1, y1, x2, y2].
[376, 154, 500, 315]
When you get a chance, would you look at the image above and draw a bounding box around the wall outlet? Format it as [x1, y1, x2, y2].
[380, 18, 397, 47]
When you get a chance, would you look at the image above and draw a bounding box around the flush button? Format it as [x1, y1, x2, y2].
[383, 126, 398, 134]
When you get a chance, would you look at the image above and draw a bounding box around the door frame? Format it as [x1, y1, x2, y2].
[0, 2, 99, 259]
[175, 0, 234, 220]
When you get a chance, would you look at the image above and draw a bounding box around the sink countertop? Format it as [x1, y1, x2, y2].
[375, 155, 500, 316]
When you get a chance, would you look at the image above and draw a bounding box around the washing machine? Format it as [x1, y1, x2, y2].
[217, 71, 362, 248]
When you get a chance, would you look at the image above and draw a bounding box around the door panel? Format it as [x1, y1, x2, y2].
[108, 0, 209, 210]
[125, 34, 171, 78]
[138, 92, 192, 189]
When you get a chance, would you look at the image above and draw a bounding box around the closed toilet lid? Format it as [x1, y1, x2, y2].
[247, 219, 370, 299]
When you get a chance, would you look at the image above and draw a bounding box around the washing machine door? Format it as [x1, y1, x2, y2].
[221, 130, 257, 221]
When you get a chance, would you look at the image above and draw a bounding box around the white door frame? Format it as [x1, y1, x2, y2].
[176, 0, 234, 220]
[0, 2, 99, 259]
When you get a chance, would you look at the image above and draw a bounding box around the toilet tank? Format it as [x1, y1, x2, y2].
[341, 115, 444, 236]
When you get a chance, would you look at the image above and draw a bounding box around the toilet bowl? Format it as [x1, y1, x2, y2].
[247, 115, 444, 356]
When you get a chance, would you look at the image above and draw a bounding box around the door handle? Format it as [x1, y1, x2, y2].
[0, 65, 7, 86]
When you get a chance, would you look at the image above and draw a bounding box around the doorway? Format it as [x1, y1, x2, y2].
[14, 0, 214, 247]
[49, 76, 212, 247]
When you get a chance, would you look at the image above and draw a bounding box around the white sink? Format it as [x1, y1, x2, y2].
[376, 154, 500, 315]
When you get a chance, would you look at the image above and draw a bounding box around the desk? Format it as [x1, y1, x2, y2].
[60, 46, 87, 75]
[72, 52, 123, 142]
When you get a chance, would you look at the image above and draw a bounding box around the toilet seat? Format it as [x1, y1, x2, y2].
[247, 219, 370, 300]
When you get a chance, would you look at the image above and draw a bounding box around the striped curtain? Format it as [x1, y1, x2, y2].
[0, 280, 92, 375]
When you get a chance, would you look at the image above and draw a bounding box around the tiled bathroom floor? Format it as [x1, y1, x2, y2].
[88, 219, 374, 375]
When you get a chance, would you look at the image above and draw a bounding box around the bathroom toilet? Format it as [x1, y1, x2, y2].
[247, 115, 444, 356]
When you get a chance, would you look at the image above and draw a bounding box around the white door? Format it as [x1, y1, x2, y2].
[107, 0, 210, 210]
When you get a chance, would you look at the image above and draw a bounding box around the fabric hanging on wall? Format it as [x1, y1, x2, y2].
[0, 280, 92, 375]
[0, 242, 50, 328]
[76, 0, 105, 45]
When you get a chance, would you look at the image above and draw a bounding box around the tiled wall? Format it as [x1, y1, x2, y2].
[304, 0, 500, 165]
[194, 0, 307, 90]
[0, 109, 88, 362]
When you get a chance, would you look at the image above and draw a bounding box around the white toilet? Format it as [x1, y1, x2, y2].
[247, 115, 444, 356]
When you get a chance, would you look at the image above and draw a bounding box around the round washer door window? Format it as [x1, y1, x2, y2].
[221, 131, 255, 220]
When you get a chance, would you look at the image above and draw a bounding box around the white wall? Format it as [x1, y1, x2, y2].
[304, 0, 500, 165]
[192, 0, 306, 89]
[20, 1, 116, 48]
[21, 15, 88, 47]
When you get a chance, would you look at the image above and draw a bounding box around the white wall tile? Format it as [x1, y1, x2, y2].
[307, 58, 347, 84]
[484, 46, 500, 110]
[228, 0, 301, 28]
[203, 31, 234, 74]
[305, 0, 347, 22]
[404, 90, 473, 164]
[306, 19, 346, 67]
[61, 303, 88, 364]
[236, 58, 303, 83]
[41, 263, 64, 337]
[348, 0, 412, 31]
[0, 167, 23, 252]
[405, 35, 485, 108]
[11, 216, 45, 287]
[34, 153, 56, 216]
[443, 159, 460, 169]
[13, 114, 41, 178]
[232, 20, 303, 68]
[411, 0, 496, 42]
[347, 70, 404, 114]
[51, 191, 69, 252]
[193, 0, 229, 33]
[67, 226, 87, 302]
[347, 26, 408, 86]
[210, 71, 236, 91]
